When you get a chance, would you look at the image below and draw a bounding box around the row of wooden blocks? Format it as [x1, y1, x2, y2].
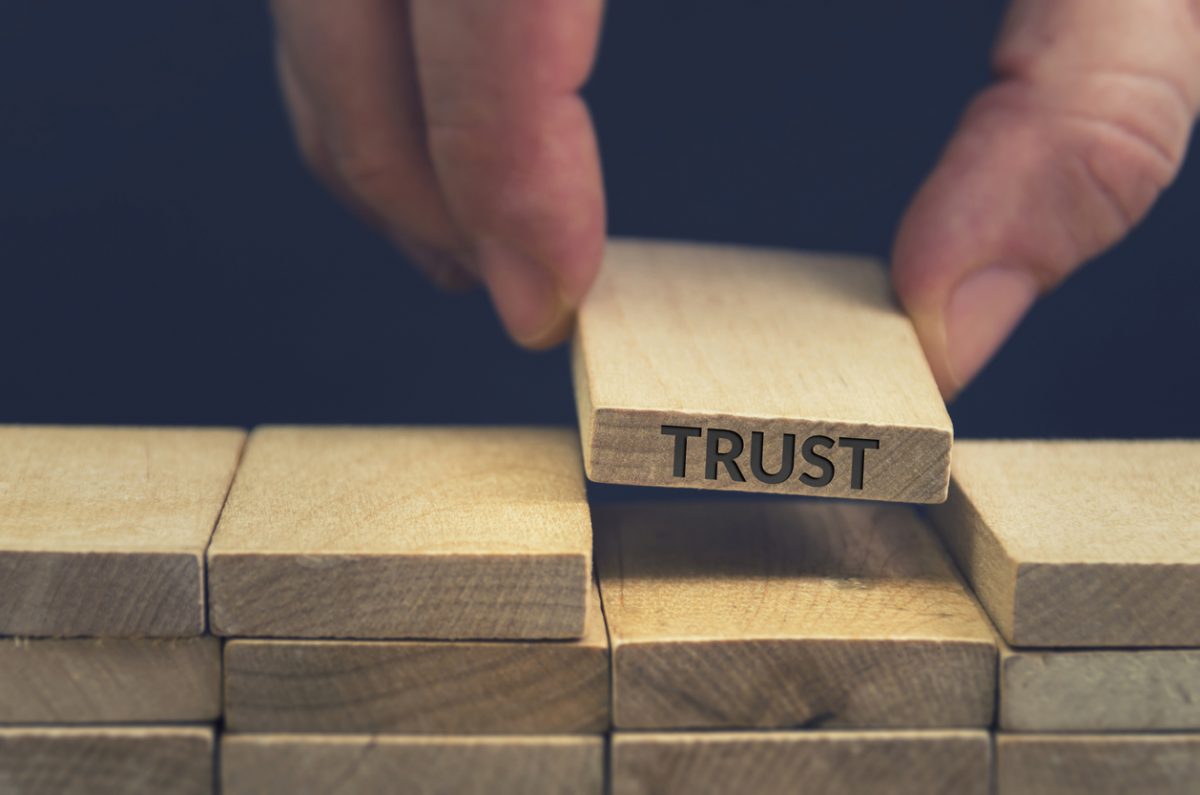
[1, 426, 1198, 793]
[8, 728, 1200, 794]
[7, 427, 1197, 645]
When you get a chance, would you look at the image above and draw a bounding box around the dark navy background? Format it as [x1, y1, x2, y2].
[2, 2, 1197, 438]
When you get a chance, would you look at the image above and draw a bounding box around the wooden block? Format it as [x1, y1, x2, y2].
[571, 239, 952, 503]
[929, 440, 1200, 647]
[224, 584, 608, 733]
[208, 427, 592, 639]
[0, 636, 219, 723]
[0, 426, 245, 637]
[0, 726, 213, 795]
[221, 734, 603, 795]
[595, 501, 996, 730]
[997, 734, 1200, 795]
[999, 644, 1200, 732]
[612, 730, 990, 795]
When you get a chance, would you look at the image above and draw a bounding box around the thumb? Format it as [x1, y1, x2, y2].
[892, 0, 1200, 397]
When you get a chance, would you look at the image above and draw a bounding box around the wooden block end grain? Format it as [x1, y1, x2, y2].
[224, 584, 610, 734]
[221, 735, 604, 795]
[999, 645, 1200, 731]
[0, 636, 220, 724]
[572, 239, 953, 504]
[596, 501, 996, 730]
[208, 426, 593, 639]
[0, 426, 245, 637]
[996, 734, 1200, 795]
[0, 726, 214, 795]
[930, 440, 1200, 647]
[612, 731, 990, 795]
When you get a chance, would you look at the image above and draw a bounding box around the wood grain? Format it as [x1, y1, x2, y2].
[996, 734, 1200, 795]
[572, 239, 952, 503]
[207, 426, 592, 640]
[0, 726, 213, 795]
[221, 734, 603, 795]
[0, 426, 244, 637]
[1000, 644, 1200, 731]
[0, 636, 219, 723]
[611, 730, 990, 795]
[224, 584, 608, 733]
[595, 501, 996, 730]
[929, 440, 1200, 647]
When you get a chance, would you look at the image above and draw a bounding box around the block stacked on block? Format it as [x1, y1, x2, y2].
[0, 426, 242, 794]
[212, 426, 606, 795]
[571, 240, 953, 503]
[930, 440, 1200, 794]
[595, 500, 996, 795]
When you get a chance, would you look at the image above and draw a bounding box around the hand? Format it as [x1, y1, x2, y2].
[270, 0, 606, 348]
[892, 0, 1200, 397]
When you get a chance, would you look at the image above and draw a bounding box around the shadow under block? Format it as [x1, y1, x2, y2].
[221, 735, 603, 795]
[0, 636, 219, 723]
[929, 440, 1200, 647]
[594, 501, 996, 730]
[224, 585, 608, 733]
[1000, 644, 1200, 731]
[207, 427, 592, 639]
[0, 426, 245, 637]
[611, 730, 990, 795]
[571, 239, 952, 503]
[996, 734, 1200, 795]
[0, 726, 214, 795]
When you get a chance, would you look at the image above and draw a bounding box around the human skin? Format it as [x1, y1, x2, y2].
[270, 0, 1200, 398]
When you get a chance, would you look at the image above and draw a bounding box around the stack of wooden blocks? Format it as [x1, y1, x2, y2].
[0, 240, 1196, 794]
[0, 426, 243, 793]
[210, 426, 607, 793]
[931, 440, 1200, 794]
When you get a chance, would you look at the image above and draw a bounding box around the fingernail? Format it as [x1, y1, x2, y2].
[477, 238, 571, 349]
[944, 264, 1039, 391]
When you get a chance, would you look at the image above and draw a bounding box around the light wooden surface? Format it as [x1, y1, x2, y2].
[612, 730, 990, 795]
[572, 239, 952, 503]
[1001, 644, 1200, 731]
[997, 734, 1200, 795]
[595, 501, 996, 730]
[0, 426, 244, 637]
[224, 584, 608, 733]
[207, 426, 592, 639]
[0, 636, 219, 723]
[221, 735, 603, 795]
[930, 440, 1200, 647]
[0, 726, 213, 795]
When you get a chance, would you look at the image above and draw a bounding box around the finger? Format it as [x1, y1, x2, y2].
[892, 0, 1200, 397]
[411, 0, 607, 348]
[270, 0, 476, 291]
